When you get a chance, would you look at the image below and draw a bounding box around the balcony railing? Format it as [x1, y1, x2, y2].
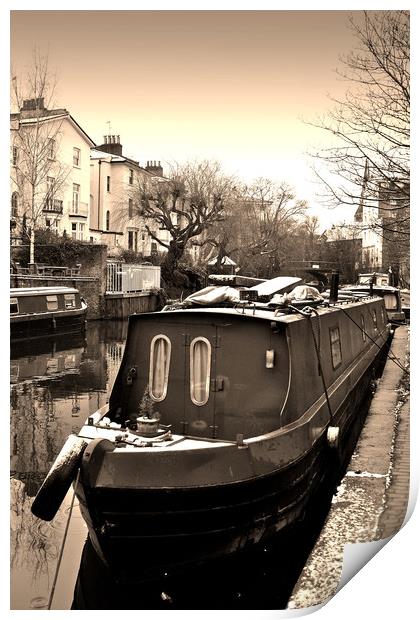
[43, 199, 63, 214]
[68, 201, 89, 217]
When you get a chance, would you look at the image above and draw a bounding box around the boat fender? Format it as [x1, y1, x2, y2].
[327, 426, 340, 450]
[31, 435, 88, 521]
[80, 437, 116, 488]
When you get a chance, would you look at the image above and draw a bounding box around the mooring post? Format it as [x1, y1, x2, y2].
[329, 270, 339, 303]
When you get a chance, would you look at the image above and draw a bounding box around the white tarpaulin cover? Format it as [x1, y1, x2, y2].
[184, 286, 240, 305]
[250, 276, 302, 297]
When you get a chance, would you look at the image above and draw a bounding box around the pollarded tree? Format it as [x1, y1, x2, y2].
[311, 11, 409, 250]
[11, 50, 70, 264]
[129, 159, 237, 286]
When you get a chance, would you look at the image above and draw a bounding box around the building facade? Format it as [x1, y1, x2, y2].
[89, 136, 172, 256]
[354, 167, 409, 285]
[10, 98, 95, 246]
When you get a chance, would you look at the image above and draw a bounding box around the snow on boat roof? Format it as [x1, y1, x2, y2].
[10, 286, 79, 297]
[250, 276, 302, 296]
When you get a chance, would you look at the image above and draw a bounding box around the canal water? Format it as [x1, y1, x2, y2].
[10, 320, 127, 610]
[10, 319, 379, 610]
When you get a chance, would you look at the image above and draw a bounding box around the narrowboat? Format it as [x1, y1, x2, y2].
[31, 278, 391, 582]
[10, 286, 87, 341]
[340, 282, 405, 325]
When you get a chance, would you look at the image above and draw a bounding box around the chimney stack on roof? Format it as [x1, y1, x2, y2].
[145, 160, 163, 177]
[20, 97, 46, 118]
[99, 133, 123, 156]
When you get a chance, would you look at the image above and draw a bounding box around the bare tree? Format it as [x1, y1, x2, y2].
[234, 179, 308, 277]
[310, 11, 409, 248]
[130, 160, 237, 286]
[11, 50, 70, 264]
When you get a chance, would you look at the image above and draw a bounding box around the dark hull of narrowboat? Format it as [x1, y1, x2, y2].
[75, 357, 377, 583]
[10, 308, 87, 342]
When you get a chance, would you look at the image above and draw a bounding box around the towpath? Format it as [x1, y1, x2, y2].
[288, 324, 410, 609]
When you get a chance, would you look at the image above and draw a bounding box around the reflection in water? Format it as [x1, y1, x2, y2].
[10, 321, 127, 610]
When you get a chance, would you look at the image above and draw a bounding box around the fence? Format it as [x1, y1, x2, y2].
[106, 262, 161, 294]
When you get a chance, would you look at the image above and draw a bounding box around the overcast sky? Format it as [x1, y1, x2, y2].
[10, 9, 368, 230]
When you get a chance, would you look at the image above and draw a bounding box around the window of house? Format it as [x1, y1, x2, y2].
[46, 176, 55, 209]
[329, 327, 342, 369]
[128, 198, 133, 219]
[128, 230, 134, 250]
[360, 314, 367, 342]
[149, 335, 171, 402]
[129, 169, 134, 185]
[12, 145, 18, 166]
[45, 218, 58, 234]
[190, 337, 212, 406]
[48, 139, 55, 160]
[11, 192, 18, 218]
[78, 222, 85, 241]
[72, 183, 80, 213]
[10, 298, 19, 315]
[64, 294, 76, 309]
[106, 210, 110, 231]
[151, 241, 157, 253]
[46, 295, 58, 311]
[73, 147, 81, 167]
[106, 176, 111, 192]
[71, 222, 77, 239]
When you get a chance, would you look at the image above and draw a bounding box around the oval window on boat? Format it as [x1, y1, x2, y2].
[190, 337, 212, 406]
[360, 314, 367, 342]
[329, 327, 342, 369]
[149, 335, 171, 402]
[372, 309, 378, 330]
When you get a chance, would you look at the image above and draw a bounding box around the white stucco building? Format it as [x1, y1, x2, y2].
[89, 135, 172, 255]
[10, 98, 95, 245]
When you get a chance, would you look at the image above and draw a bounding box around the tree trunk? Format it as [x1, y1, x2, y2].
[29, 227, 35, 265]
[161, 241, 186, 287]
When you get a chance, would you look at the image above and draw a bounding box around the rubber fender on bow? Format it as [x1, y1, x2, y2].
[31, 434, 88, 522]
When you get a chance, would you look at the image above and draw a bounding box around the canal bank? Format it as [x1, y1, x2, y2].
[288, 324, 410, 610]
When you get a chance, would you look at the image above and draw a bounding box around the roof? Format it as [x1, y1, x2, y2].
[11, 286, 79, 296]
[208, 256, 237, 266]
[90, 148, 140, 166]
[10, 108, 96, 147]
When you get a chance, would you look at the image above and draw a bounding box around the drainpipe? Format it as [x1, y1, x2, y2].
[98, 160, 102, 230]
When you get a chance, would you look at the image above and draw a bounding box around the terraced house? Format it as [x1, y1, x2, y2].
[89, 135, 172, 256]
[10, 97, 95, 257]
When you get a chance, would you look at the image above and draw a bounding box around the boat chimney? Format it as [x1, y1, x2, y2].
[329, 270, 339, 303]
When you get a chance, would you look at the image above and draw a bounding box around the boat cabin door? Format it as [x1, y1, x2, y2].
[182, 323, 218, 438]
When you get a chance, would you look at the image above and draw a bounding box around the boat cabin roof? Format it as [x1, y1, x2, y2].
[343, 284, 399, 293]
[10, 286, 79, 297]
[158, 296, 382, 325]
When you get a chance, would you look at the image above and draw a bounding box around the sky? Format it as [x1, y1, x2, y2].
[10, 9, 371, 230]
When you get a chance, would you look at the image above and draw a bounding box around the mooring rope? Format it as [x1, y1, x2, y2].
[288, 304, 334, 422]
[338, 305, 409, 374]
[47, 469, 80, 610]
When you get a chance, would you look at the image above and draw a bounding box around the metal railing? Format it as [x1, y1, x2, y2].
[106, 262, 161, 294]
[43, 199, 63, 214]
